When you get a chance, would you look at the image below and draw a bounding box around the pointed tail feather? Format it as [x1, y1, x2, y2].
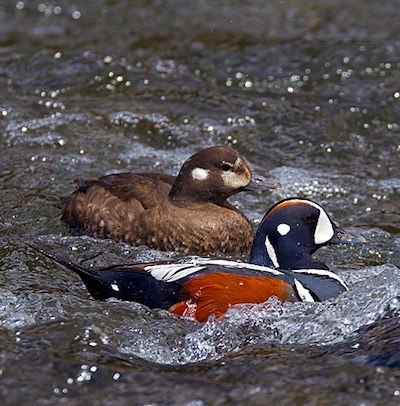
[29, 244, 91, 278]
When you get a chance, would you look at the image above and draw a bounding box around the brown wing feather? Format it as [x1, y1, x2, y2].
[61, 185, 144, 240]
[95, 173, 173, 207]
[62, 173, 174, 239]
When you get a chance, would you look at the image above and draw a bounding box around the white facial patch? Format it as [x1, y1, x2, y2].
[191, 167, 210, 181]
[265, 237, 279, 268]
[290, 200, 334, 244]
[221, 171, 249, 188]
[314, 208, 334, 244]
[221, 158, 250, 189]
[277, 223, 291, 236]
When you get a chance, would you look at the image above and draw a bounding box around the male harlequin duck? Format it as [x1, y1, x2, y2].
[61, 146, 279, 255]
[37, 198, 365, 322]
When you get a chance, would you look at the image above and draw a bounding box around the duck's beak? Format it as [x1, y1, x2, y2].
[244, 172, 282, 191]
[330, 224, 366, 244]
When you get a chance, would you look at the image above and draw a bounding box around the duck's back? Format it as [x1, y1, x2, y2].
[94, 172, 175, 206]
[61, 172, 173, 238]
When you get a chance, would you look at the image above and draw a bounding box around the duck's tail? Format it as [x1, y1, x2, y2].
[30, 244, 91, 279]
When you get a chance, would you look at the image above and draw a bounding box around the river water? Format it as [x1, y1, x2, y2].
[1, 0, 400, 404]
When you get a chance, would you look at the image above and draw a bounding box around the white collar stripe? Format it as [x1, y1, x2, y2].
[291, 268, 348, 290]
[294, 279, 315, 302]
[265, 237, 279, 268]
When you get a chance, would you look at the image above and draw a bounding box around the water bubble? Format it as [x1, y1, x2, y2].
[72, 10, 81, 19]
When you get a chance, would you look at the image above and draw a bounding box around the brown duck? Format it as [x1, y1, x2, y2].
[61, 146, 279, 254]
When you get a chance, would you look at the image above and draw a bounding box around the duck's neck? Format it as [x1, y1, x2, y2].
[275, 245, 328, 270]
[250, 237, 328, 270]
[249, 240, 276, 267]
[169, 178, 228, 206]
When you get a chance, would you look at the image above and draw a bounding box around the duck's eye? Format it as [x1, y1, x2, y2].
[305, 214, 316, 223]
[220, 163, 234, 171]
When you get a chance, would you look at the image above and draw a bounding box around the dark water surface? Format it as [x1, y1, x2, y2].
[1, 0, 400, 404]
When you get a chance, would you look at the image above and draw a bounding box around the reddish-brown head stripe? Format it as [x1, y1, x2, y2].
[169, 272, 294, 322]
[260, 199, 316, 225]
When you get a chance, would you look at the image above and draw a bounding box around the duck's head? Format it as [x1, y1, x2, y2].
[250, 198, 365, 270]
[169, 146, 279, 204]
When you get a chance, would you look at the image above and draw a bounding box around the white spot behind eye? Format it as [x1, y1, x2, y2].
[265, 237, 279, 268]
[277, 223, 291, 236]
[314, 209, 334, 244]
[191, 167, 210, 180]
[111, 283, 120, 292]
[233, 157, 242, 169]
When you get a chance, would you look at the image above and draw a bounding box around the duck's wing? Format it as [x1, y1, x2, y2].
[60, 173, 174, 239]
[77, 172, 175, 207]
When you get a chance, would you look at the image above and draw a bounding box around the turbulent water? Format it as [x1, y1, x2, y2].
[1, 0, 400, 404]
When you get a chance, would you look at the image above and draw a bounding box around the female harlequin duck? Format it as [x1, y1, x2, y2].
[61, 146, 279, 255]
[37, 198, 365, 322]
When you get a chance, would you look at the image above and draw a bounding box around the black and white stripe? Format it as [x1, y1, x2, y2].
[145, 258, 284, 283]
[144, 258, 347, 303]
[291, 268, 348, 290]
